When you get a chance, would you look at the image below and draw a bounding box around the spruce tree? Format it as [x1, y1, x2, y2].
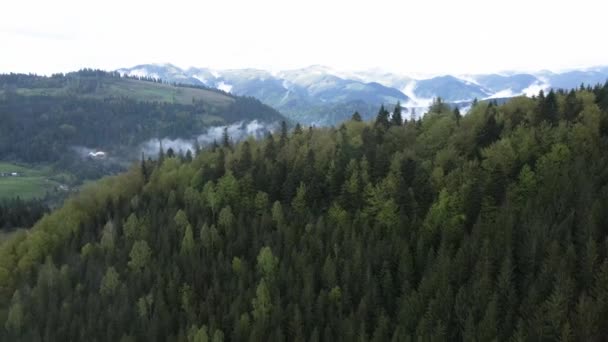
[391, 102, 403, 126]
[375, 105, 390, 130]
[222, 127, 231, 148]
[280, 121, 288, 146]
[453, 107, 461, 125]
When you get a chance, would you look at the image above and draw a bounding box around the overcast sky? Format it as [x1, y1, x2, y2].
[1, 0, 606, 75]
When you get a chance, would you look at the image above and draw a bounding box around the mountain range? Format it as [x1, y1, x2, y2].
[118, 64, 608, 125]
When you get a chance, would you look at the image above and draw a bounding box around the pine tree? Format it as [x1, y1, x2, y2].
[181, 224, 195, 256]
[140, 152, 148, 182]
[539, 89, 559, 124]
[294, 123, 303, 135]
[280, 121, 289, 147]
[252, 279, 272, 326]
[222, 127, 231, 148]
[167, 148, 175, 158]
[563, 90, 582, 121]
[453, 107, 461, 125]
[375, 105, 390, 130]
[264, 133, 276, 160]
[391, 102, 403, 126]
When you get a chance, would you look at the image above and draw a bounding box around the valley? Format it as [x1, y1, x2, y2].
[0, 162, 63, 201]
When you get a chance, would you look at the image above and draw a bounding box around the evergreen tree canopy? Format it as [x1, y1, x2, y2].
[2, 84, 608, 341]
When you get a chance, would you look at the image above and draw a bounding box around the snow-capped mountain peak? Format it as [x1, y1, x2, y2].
[116, 63, 608, 125]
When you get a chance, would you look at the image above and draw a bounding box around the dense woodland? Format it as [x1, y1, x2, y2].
[1, 83, 608, 341]
[0, 198, 48, 230]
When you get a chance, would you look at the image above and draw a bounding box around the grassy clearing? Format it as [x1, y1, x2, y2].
[104, 79, 235, 106]
[0, 162, 60, 200]
[13, 78, 235, 107]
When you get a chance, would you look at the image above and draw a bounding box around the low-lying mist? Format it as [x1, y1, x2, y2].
[141, 120, 277, 157]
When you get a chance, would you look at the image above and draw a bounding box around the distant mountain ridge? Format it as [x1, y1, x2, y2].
[118, 63, 608, 125]
[118, 64, 409, 125]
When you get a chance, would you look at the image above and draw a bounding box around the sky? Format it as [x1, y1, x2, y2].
[1, 0, 607, 76]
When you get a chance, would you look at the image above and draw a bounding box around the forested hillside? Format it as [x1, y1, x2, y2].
[0, 70, 284, 165]
[0, 71, 284, 219]
[2, 83, 608, 341]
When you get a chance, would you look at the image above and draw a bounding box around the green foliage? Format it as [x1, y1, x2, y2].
[291, 182, 308, 218]
[271, 201, 284, 226]
[257, 246, 279, 279]
[100, 221, 116, 251]
[174, 209, 190, 229]
[0, 196, 49, 230]
[252, 279, 272, 324]
[124, 213, 145, 241]
[128, 240, 152, 271]
[1, 85, 608, 340]
[188, 325, 209, 342]
[392, 102, 403, 126]
[254, 191, 269, 214]
[218, 206, 234, 229]
[5, 291, 23, 333]
[181, 224, 195, 255]
[100, 266, 120, 296]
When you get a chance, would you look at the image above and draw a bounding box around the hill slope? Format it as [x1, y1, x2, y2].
[0, 70, 285, 181]
[1, 84, 608, 340]
[1, 70, 235, 106]
[412, 75, 489, 101]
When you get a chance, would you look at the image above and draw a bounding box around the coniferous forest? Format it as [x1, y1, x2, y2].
[2, 83, 608, 341]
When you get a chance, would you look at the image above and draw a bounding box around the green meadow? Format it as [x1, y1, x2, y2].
[0, 162, 60, 200]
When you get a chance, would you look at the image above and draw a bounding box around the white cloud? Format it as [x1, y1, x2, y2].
[126, 68, 158, 79]
[140, 120, 277, 157]
[192, 75, 208, 84]
[457, 75, 481, 86]
[486, 89, 517, 99]
[402, 81, 434, 108]
[522, 78, 551, 97]
[400, 80, 435, 117]
[216, 81, 233, 93]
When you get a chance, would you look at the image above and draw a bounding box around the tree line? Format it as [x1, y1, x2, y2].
[0, 198, 48, 230]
